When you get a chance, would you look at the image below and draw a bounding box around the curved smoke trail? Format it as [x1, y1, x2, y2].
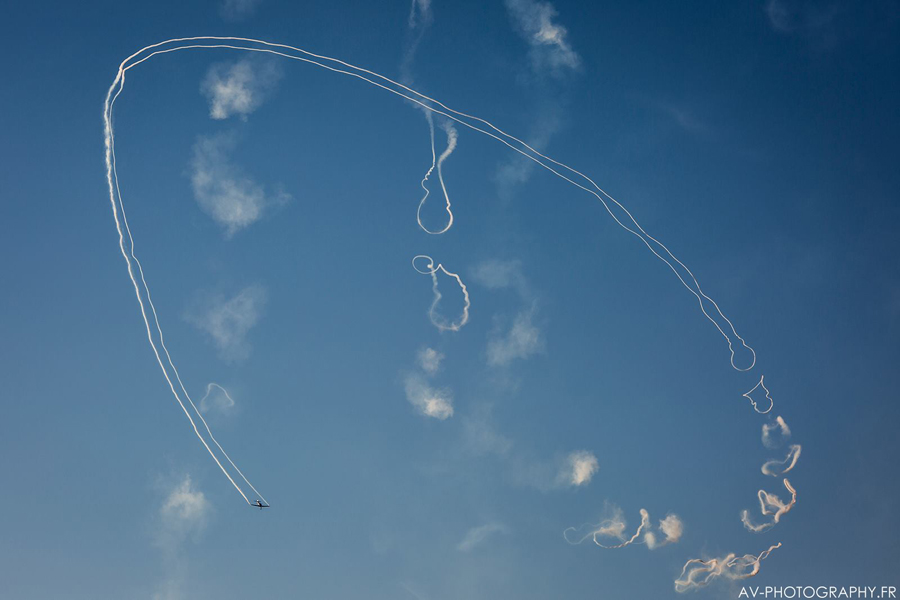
[103, 36, 758, 503]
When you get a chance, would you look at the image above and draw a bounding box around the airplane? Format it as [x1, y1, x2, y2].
[253, 500, 270, 509]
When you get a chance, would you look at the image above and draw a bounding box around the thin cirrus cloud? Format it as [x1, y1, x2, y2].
[201, 58, 281, 120]
[185, 284, 267, 362]
[504, 0, 581, 75]
[190, 132, 290, 237]
[219, 0, 262, 22]
[456, 522, 509, 552]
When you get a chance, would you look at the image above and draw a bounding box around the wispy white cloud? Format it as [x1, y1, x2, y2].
[657, 101, 710, 135]
[644, 513, 684, 550]
[416, 347, 444, 375]
[461, 409, 598, 492]
[219, 0, 262, 21]
[153, 475, 210, 600]
[404, 373, 454, 420]
[407, 0, 433, 31]
[471, 259, 528, 293]
[201, 58, 281, 121]
[456, 522, 509, 551]
[493, 109, 561, 199]
[487, 304, 543, 367]
[565, 450, 599, 486]
[185, 284, 267, 362]
[765, 0, 839, 34]
[509, 449, 598, 492]
[505, 0, 580, 75]
[472, 259, 543, 367]
[190, 132, 290, 237]
[461, 410, 514, 457]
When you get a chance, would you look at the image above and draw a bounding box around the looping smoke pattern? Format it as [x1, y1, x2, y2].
[743, 375, 774, 414]
[412, 254, 470, 332]
[416, 110, 458, 235]
[102, 37, 776, 587]
[741, 478, 797, 533]
[674, 543, 782, 592]
[563, 508, 683, 550]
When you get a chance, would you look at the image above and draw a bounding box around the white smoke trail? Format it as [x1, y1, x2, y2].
[416, 112, 458, 235]
[412, 255, 470, 332]
[103, 36, 762, 503]
[762, 415, 791, 448]
[107, 37, 755, 371]
[742, 375, 774, 414]
[741, 478, 797, 533]
[199, 382, 235, 412]
[674, 543, 782, 593]
[762, 444, 801, 476]
[105, 54, 268, 506]
[564, 508, 681, 550]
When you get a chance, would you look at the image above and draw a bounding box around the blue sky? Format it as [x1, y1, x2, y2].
[1, 0, 899, 598]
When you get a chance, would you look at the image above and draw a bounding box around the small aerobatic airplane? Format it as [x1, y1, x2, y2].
[253, 500, 270, 509]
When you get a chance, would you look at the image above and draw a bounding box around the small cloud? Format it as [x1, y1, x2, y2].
[404, 374, 454, 420]
[487, 305, 543, 367]
[565, 450, 599, 487]
[456, 522, 509, 551]
[185, 284, 267, 362]
[763, 0, 847, 50]
[494, 110, 561, 198]
[461, 411, 514, 457]
[765, 0, 839, 34]
[416, 347, 444, 375]
[471, 259, 526, 292]
[199, 383, 236, 414]
[153, 475, 209, 600]
[505, 0, 580, 75]
[201, 58, 281, 120]
[657, 102, 710, 135]
[190, 132, 290, 237]
[407, 0, 433, 29]
[158, 476, 209, 541]
[645, 514, 684, 549]
[219, 0, 262, 23]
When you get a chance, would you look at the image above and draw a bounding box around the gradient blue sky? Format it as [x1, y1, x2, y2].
[2, 1, 899, 598]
